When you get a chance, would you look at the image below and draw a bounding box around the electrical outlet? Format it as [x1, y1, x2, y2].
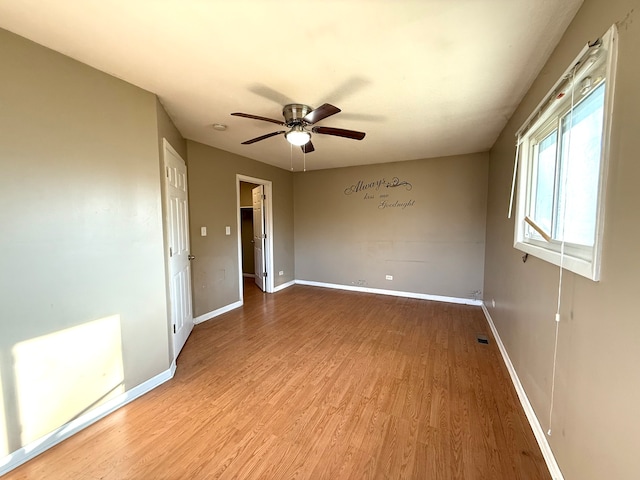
[385, 275, 393, 280]
[279, 270, 284, 276]
[492, 299, 496, 308]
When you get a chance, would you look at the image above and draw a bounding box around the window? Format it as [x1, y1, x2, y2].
[512, 25, 618, 281]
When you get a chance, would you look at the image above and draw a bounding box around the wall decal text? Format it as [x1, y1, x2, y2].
[344, 176, 415, 210]
[343, 176, 412, 195]
[378, 199, 416, 210]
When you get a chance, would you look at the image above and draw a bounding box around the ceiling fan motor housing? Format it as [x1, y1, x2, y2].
[283, 104, 313, 127]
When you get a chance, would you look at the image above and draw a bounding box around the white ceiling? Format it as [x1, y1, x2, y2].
[0, 0, 582, 171]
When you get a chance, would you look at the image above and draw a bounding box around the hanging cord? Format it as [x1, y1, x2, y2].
[290, 142, 294, 171]
[303, 147, 306, 172]
[548, 64, 577, 436]
[547, 298, 561, 437]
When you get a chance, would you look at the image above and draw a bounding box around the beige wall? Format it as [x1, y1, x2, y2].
[483, 0, 640, 478]
[156, 98, 187, 161]
[0, 29, 171, 457]
[294, 154, 488, 299]
[186, 142, 294, 317]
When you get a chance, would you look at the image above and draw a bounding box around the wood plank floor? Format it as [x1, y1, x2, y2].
[5, 280, 551, 479]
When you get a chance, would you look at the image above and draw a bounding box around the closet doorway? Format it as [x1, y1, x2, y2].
[237, 175, 274, 298]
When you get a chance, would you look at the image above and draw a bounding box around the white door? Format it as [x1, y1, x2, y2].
[164, 142, 194, 359]
[252, 185, 266, 291]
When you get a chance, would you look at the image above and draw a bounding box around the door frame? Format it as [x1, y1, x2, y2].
[236, 174, 274, 297]
[161, 138, 194, 362]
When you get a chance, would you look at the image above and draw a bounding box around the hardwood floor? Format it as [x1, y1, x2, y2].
[5, 280, 550, 479]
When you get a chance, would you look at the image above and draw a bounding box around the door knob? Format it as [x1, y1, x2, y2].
[188, 254, 195, 260]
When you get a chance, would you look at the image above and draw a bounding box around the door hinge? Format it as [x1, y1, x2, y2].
[262, 234, 267, 239]
[169, 247, 173, 257]
[262, 194, 266, 200]
[173, 324, 176, 334]
[166, 166, 170, 178]
[263, 272, 268, 278]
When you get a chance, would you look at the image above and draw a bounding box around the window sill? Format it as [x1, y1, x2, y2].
[514, 240, 600, 281]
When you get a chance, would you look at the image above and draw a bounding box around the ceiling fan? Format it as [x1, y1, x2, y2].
[231, 103, 366, 153]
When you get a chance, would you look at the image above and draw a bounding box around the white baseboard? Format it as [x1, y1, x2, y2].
[193, 300, 243, 325]
[0, 361, 177, 476]
[481, 304, 564, 480]
[294, 279, 483, 306]
[273, 279, 295, 292]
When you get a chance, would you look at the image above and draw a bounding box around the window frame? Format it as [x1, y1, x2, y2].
[513, 25, 618, 281]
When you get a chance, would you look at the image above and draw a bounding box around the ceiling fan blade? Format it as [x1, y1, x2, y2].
[301, 141, 315, 154]
[231, 112, 285, 126]
[241, 131, 286, 144]
[302, 103, 341, 124]
[312, 126, 366, 140]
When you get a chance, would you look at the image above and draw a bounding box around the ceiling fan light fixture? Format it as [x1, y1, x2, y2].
[285, 126, 311, 146]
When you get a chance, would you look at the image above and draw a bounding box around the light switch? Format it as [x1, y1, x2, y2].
[201, 226, 207, 236]
[225, 226, 231, 235]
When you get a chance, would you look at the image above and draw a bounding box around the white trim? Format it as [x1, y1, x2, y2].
[481, 304, 564, 480]
[162, 138, 194, 361]
[513, 239, 594, 279]
[273, 280, 295, 292]
[0, 363, 176, 476]
[295, 280, 482, 306]
[236, 175, 274, 297]
[512, 25, 618, 282]
[193, 300, 243, 325]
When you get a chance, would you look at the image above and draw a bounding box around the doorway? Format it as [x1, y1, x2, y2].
[236, 175, 274, 298]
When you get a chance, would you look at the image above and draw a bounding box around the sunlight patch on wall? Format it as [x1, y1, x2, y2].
[0, 368, 6, 458]
[12, 315, 124, 446]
